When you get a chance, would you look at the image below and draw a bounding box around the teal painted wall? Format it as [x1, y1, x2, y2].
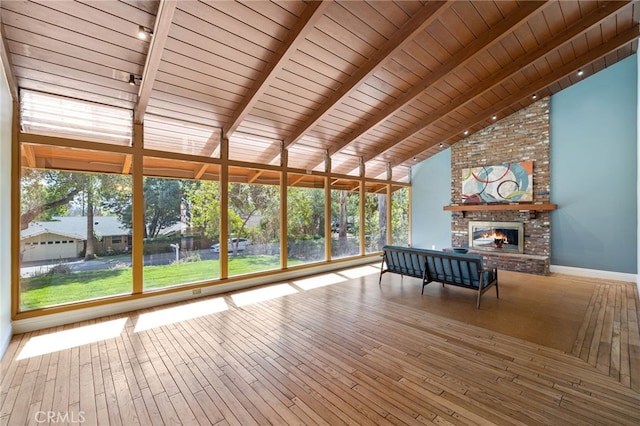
[550, 55, 637, 273]
[410, 54, 637, 274]
[410, 149, 451, 250]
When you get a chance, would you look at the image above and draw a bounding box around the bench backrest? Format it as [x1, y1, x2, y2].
[382, 246, 427, 278]
[382, 245, 489, 288]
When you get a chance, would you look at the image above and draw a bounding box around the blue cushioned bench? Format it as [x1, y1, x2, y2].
[379, 245, 499, 308]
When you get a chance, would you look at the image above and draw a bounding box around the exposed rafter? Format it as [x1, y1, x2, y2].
[22, 145, 35, 168]
[364, 0, 631, 165]
[320, 0, 548, 169]
[222, 0, 330, 139]
[194, 164, 209, 180]
[134, 0, 177, 124]
[393, 24, 640, 168]
[283, 1, 450, 150]
[2, 0, 637, 183]
[0, 15, 18, 101]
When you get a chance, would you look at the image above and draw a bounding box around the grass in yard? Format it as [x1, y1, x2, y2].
[20, 255, 302, 310]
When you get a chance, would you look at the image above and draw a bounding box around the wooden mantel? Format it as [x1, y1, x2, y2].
[444, 203, 557, 219]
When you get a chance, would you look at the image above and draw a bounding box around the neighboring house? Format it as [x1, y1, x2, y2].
[20, 216, 130, 263]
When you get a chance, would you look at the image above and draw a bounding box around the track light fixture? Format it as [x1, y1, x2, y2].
[129, 74, 142, 86]
[137, 25, 153, 40]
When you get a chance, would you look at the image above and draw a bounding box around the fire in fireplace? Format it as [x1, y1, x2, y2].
[468, 221, 524, 253]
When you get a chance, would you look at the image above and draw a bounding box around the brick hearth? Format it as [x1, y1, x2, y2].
[449, 98, 551, 275]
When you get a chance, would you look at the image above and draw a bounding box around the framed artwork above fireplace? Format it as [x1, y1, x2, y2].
[461, 161, 533, 204]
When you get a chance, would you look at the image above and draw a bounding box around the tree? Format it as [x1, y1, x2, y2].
[391, 187, 410, 245]
[142, 178, 183, 238]
[185, 180, 220, 241]
[378, 193, 387, 249]
[101, 177, 182, 238]
[330, 189, 359, 256]
[20, 170, 83, 230]
[228, 183, 279, 253]
[84, 174, 97, 260]
[287, 187, 324, 238]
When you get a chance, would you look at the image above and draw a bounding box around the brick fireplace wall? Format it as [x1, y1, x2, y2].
[449, 98, 551, 274]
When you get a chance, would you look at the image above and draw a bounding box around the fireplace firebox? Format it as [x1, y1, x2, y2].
[468, 221, 524, 253]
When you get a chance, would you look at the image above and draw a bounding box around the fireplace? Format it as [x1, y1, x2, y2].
[468, 221, 524, 253]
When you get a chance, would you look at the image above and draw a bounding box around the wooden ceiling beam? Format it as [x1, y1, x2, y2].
[366, 0, 630, 164]
[288, 175, 306, 187]
[248, 170, 264, 184]
[0, 16, 19, 101]
[222, 1, 330, 139]
[122, 154, 132, 174]
[194, 164, 209, 180]
[22, 144, 36, 168]
[392, 24, 640, 169]
[133, 0, 177, 124]
[283, 1, 449, 150]
[321, 1, 547, 163]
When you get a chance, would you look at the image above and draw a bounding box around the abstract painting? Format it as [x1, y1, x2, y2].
[461, 161, 533, 203]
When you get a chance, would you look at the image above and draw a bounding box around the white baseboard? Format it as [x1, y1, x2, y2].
[13, 256, 378, 334]
[0, 322, 12, 361]
[550, 264, 637, 283]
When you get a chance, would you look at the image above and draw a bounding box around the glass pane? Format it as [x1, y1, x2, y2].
[228, 175, 281, 276]
[330, 184, 360, 259]
[144, 114, 221, 157]
[229, 133, 280, 165]
[365, 192, 387, 253]
[392, 187, 410, 246]
[143, 177, 220, 290]
[20, 169, 132, 311]
[20, 90, 132, 146]
[287, 174, 326, 265]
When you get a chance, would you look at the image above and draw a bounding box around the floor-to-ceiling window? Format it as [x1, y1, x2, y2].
[228, 167, 281, 276]
[14, 91, 410, 315]
[364, 185, 387, 254]
[391, 186, 410, 246]
[142, 172, 221, 290]
[330, 180, 361, 259]
[287, 174, 326, 265]
[19, 165, 133, 310]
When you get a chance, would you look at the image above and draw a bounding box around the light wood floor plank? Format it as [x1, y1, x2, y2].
[1, 268, 639, 425]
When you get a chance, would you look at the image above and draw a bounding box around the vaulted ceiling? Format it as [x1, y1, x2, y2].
[1, 0, 638, 182]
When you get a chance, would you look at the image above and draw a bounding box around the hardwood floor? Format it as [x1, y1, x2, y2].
[1, 265, 639, 425]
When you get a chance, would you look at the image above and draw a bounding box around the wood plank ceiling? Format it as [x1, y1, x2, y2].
[1, 0, 639, 183]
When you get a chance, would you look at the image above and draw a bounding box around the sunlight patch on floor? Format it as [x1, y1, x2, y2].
[294, 273, 346, 290]
[338, 265, 380, 279]
[134, 297, 228, 332]
[17, 318, 128, 360]
[231, 283, 298, 307]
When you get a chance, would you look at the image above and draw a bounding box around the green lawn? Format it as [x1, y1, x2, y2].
[20, 255, 301, 310]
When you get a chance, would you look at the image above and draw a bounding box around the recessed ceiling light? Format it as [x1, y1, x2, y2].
[531, 94, 537, 100]
[413, 157, 417, 162]
[492, 115, 497, 120]
[439, 143, 443, 148]
[463, 130, 469, 135]
[129, 74, 142, 86]
[577, 69, 584, 77]
[137, 25, 153, 40]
